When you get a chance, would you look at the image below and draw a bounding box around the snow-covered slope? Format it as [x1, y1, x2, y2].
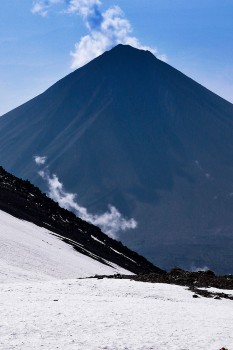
[1, 278, 232, 350]
[0, 210, 131, 283]
[1, 209, 232, 350]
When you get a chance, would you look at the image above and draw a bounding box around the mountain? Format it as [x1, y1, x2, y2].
[0, 165, 162, 277]
[0, 44, 233, 274]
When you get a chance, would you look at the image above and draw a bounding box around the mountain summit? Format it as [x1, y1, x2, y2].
[0, 44, 233, 273]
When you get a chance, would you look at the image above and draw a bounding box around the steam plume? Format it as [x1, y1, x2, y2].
[31, 0, 167, 68]
[35, 157, 137, 238]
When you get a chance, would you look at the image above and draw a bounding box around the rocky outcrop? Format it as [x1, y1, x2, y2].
[0, 165, 164, 275]
[90, 268, 233, 299]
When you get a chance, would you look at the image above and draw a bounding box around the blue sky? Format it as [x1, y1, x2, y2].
[0, 0, 233, 115]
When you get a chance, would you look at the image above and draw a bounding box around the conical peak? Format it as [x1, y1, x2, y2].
[109, 44, 151, 54]
[79, 43, 159, 80]
[74, 44, 157, 74]
[104, 44, 156, 61]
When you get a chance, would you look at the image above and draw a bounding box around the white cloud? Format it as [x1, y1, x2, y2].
[31, 0, 62, 17]
[35, 157, 137, 238]
[34, 155, 47, 165]
[70, 32, 109, 68]
[31, 1, 48, 17]
[70, 4, 167, 69]
[66, 0, 101, 17]
[31, 0, 167, 68]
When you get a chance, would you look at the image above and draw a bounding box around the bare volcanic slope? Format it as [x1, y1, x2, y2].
[0, 45, 233, 273]
[0, 165, 162, 275]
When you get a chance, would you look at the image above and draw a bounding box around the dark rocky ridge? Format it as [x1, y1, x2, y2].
[92, 268, 233, 300]
[0, 44, 233, 273]
[0, 165, 164, 275]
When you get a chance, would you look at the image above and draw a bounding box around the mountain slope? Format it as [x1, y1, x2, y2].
[0, 210, 132, 283]
[0, 165, 162, 276]
[0, 45, 233, 273]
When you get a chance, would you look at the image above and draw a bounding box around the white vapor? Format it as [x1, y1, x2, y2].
[66, 0, 102, 17]
[68, 3, 167, 69]
[31, 0, 62, 17]
[34, 155, 47, 165]
[31, 0, 167, 68]
[190, 265, 210, 272]
[35, 158, 137, 238]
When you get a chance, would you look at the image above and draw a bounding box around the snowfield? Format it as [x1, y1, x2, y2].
[0, 210, 233, 349]
[0, 279, 232, 350]
[0, 210, 131, 283]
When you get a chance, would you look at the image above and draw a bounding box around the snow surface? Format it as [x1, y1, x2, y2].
[0, 278, 232, 350]
[1, 209, 233, 349]
[0, 210, 131, 283]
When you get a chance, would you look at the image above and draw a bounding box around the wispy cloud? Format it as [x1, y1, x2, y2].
[31, 0, 62, 17]
[35, 157, 137, 238]
[34, 155, 47, 165]
[66, 0, 102, 18]
[70, 4, 168, 69]
[31, 0, 167, 68]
